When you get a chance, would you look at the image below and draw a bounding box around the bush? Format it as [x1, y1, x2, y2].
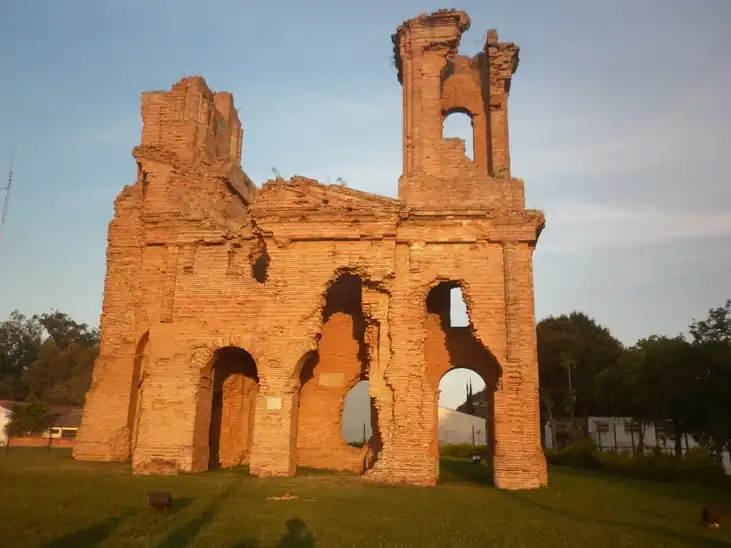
[439, 443, 487, 459]
[547, 439, 601, 469]
[545, 440, 727, 485]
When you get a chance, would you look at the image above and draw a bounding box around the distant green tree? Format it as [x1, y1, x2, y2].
[686, 300, 731, 458]
[537, 312, 625, 426]
[22, 311, 99, 406]
[463, 380, 475, 416]
[0, 311, 43, 400]
[0, 310, 99, 405]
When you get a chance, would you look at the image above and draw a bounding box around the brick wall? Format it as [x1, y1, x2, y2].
[74, 9, 547, 490]
[9, 437, 75, 449]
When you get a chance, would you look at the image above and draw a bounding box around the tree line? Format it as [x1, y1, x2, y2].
[458, 299, 731, 459]
[0, 311, 99, 407]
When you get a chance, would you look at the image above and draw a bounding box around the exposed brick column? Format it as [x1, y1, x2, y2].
[364, 246, 437, 486]
[493, 242, 546, 489]
[249, 366, 300, 478]
[132, 337, 202, 475]
[486, 31, 518, 179]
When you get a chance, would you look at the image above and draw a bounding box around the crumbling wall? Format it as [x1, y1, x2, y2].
[73, 181, 147, 463]
[78, 9, 546, 492]
[75, 77, 258, 466]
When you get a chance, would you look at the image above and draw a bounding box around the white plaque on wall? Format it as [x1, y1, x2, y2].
[266, 396, 282, 410]
[318, 372, 345, 387]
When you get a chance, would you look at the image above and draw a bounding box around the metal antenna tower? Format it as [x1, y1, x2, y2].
[0, 148, 14, 247]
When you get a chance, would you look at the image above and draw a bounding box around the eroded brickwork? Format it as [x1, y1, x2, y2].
[73, 9, 547, 490]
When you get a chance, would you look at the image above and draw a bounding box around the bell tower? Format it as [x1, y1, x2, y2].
[392, 10, 522, 209]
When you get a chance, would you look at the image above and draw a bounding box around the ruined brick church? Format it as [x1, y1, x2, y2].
[74, 9, 547, 490]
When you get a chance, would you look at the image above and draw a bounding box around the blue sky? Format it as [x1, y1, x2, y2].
[1, 1, 730, 410]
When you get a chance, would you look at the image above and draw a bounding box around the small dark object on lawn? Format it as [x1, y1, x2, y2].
[147, 491, 173, 513]
[471, 455, 482, 465]
[701, 506, 723, 528]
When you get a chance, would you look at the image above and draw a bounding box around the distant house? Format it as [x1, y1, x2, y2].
[0, 400, 82, 448]
[0, 402, 12, 446]
[47, 408, 83, 441]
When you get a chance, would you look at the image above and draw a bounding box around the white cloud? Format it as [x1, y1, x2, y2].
[539, 202, 731, 255]
[514, 82, 730, 182]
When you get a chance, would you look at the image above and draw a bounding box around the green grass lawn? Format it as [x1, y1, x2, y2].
[1, 449, 730, 547]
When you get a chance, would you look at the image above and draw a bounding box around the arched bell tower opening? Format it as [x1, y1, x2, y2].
[442, 109, 474, 161]
[393, 10, 521, 207]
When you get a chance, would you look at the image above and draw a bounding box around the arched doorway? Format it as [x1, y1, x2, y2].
[424, 281, 500, 479]
[207, 346, 259, 469]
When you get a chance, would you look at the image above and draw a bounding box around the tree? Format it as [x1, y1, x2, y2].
[0, 311, 43, 400]
[23, 312, 99, 406]
[690, 299, 731, 345]
[463, 380, 475, 416]
[5, 398, 53, 447]
[686, 300, 731, 458]
[537, 312, 625, 426]
[0, 309, 99, 406]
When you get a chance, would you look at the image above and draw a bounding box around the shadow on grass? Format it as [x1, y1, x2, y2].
[41, 508, 137, 548]
[438, 458, 493, 487]
[41, 517, 122, 548]
[228, 517, 316, 547]
[279, 518, 316, 547]
[506, 491, 727, 548]
[155, 475, 248, 548]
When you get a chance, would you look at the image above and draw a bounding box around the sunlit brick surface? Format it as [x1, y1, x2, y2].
[73, 9, 547, 490]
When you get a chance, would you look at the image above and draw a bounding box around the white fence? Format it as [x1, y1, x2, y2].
[544, 416, 731, 474]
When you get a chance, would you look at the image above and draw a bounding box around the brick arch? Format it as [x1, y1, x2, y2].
[190, 333, 261, 375]
[287, 340, 320, 391]
[429, 358, 500, 394]
[190, 340, 260, 471]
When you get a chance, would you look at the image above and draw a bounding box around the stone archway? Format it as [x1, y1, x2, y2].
[206, 346, 259, 469]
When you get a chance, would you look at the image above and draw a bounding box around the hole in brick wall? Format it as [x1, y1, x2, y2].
[295, 273, 378, 473]
[438, 369, 488, 445]
[426, 281, 470, 328]
[207, 346, 258, 470]
[450, 287, 470, 328]
[341, 380, 371, 445]
[442, 112, 474, 160]
[251, 243, 270, 284]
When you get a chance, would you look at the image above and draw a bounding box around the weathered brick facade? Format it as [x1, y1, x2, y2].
[73, 9, 547, 490]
